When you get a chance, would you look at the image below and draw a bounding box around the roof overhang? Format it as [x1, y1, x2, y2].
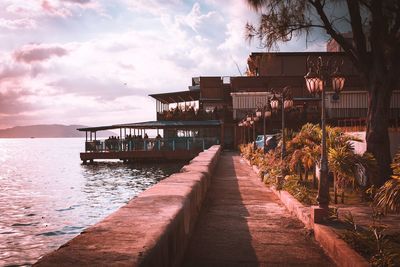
[77, 120, 222, 132]
[149, 90, 200, 104]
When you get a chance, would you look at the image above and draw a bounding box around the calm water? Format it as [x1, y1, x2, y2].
[0, 138, 183, 266]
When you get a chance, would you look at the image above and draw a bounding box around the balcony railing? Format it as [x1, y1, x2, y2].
[84, 137, 220, 153]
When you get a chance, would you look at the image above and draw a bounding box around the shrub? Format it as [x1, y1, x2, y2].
[374, 152, 400, 214]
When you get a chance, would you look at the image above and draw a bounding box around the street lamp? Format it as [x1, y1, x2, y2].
[304, 56, 345, 222]
[256, 101, 272, 152]
[271, 87, 293, 159]
[242, 120, 249, 143]
[249, 116, 257, 144]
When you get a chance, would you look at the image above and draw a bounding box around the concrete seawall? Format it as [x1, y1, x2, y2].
[34, 145, 222, 267]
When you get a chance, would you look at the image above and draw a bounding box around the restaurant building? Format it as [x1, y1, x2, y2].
[78, 44, 400, 161]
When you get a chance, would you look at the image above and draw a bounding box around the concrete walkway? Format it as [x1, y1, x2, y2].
[182, 152, 334, 267]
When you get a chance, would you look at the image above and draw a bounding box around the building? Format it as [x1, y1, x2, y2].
[78, 46, 400, 159]
[150, 51, 400, 149]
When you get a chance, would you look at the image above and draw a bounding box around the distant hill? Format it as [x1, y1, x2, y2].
[0, 124, 115, 138]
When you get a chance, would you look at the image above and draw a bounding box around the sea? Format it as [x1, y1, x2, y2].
[0, 138, 183, 266]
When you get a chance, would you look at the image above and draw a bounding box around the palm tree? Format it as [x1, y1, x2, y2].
[328, 146, 357, 204]
[375, 152, 400, 213]
[286, 123, 321, 184]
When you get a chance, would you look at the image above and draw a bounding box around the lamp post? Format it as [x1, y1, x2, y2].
[245, 115, 252, 143]
[256, 101, 272, 152]
[304, 56, 345, 221]
[271, 87, 293, 160]
[238, 121, 243, 144]
[251, 118, 257, 146]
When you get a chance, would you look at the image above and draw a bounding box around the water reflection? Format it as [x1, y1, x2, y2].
[0, 139, 182, 266]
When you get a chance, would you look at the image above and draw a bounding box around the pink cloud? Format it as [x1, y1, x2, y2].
[13, 44, 68, 64]
[0, 90, 34, 115]
[0, 18, 37, 30]
[41, 0, 72, 17]
[60, 0, 91, 4]
[0, 63, 27, 81]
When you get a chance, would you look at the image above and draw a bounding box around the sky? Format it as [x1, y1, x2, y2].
[0, 0, 327, 129]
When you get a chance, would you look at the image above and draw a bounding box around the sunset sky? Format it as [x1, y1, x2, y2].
[0, 0, 327, 129]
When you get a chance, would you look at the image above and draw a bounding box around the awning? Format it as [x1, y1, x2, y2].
[149, 89, 200, 104]
[77, 120, 222, 132]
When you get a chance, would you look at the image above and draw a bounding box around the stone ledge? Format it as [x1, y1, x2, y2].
[245, 159, 369, 267]
[34, 145, 222, 267]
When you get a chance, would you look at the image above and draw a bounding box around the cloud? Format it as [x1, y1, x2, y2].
[60, 0, 92, 4]
[174, 2, 226, 43]
[0, 63, 28, 81]
[41, 0, 73, 17]
[13, 44, 69, 64]
[0, 18, 37, 30]
[122, 0, 184, 15]
[2, 0, 101, 21]
[0, 1, 271, 129]
[0, 90, 35, 115]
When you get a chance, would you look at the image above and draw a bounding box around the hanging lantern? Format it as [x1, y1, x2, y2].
[284, 97, 294, 109]
[304, 68, 322, 94]
[270, 95, 279, 111]
[331, 69, 345, 94]
[256, 108, 262, 118]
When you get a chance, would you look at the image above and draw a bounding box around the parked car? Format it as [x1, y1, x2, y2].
[255, 134, 278, 152]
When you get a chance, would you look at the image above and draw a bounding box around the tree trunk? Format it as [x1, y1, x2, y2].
[313, 165, 317, 189]
[366, 78, 394, 186]
[298, 163, 303, 181]
[304, 168, 309, 183]
[341, 190, 344, 204]
[334, 173, 338, 204]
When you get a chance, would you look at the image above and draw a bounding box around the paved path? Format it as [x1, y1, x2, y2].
[182, 152, 334, 267]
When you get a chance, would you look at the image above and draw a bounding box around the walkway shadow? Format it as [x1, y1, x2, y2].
[182, 151, 259, 267]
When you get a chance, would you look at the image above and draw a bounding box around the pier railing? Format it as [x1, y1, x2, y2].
[84, 137, 220, 153]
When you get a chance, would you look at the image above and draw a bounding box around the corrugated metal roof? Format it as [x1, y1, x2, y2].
[77, 120, 222, 132]
[149, 90, 200, 104]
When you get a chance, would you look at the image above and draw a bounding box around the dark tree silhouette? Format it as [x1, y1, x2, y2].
[246, 0, 400, 186]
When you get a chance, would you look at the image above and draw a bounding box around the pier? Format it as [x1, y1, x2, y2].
[34, 146, 335, 266]
[77, 120, 223, 163]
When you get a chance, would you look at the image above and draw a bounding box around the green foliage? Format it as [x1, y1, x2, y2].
[374, 152, 400, 213]
[282, 175, 315, 205]
[240, 123, 378, 205]
[340, 211, 399, 266]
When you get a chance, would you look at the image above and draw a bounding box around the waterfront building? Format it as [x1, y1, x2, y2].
[78, 45, 400, 160]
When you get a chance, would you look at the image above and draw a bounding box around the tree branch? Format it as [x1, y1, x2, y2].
[346, 0, 368, 67]
[309, 0, 361, 72]
[389, 6, 400, 36]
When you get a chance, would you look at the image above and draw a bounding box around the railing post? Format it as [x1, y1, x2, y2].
[172, 140, 175, 151]
[157, 140, 161, 150]
[144, 140, 147, 151]
[187, 139, 190, 150]
[202, 139, 205, 150]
